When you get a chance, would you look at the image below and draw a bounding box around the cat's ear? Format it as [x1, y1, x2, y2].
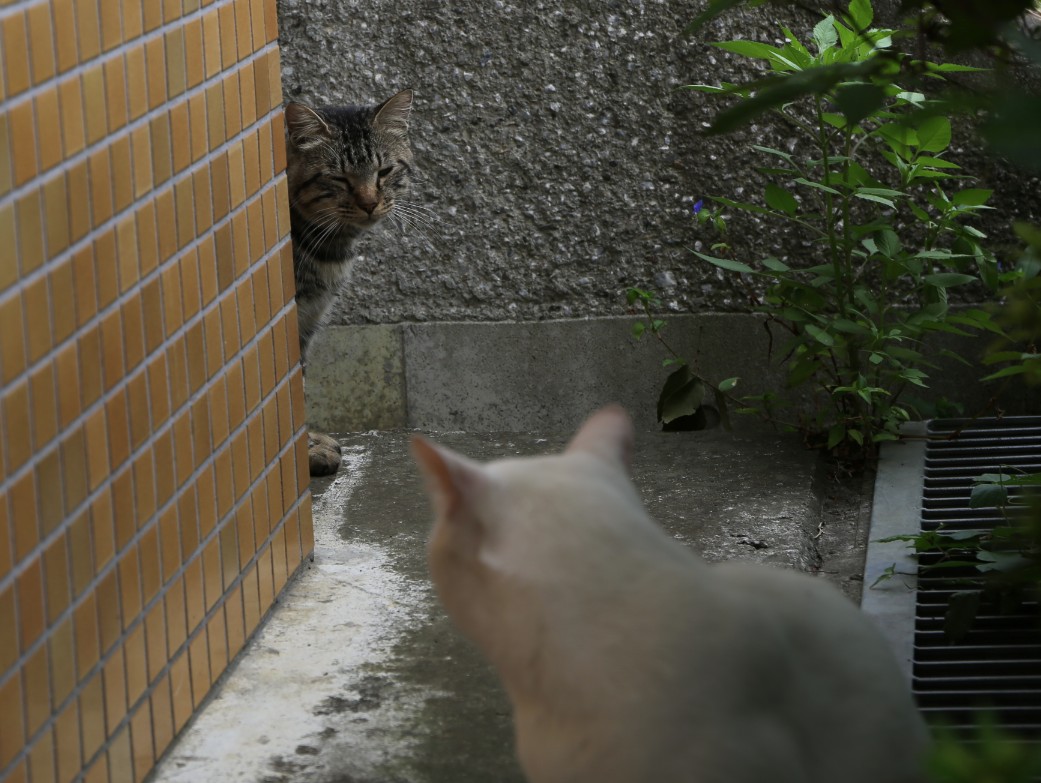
[411, 435, 483, 518]
[285, 102, 332, 149]
[373, 89, 413, 136]
[565, 405, 635, 472]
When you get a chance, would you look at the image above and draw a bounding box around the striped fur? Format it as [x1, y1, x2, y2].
[285, 89, 414, 364]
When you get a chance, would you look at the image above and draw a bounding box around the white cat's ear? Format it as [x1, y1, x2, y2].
[374, 89, 413, 136]
[411, 435, 482, 518]
[565, 405, 635, 471]
[285, 102, 332, 148]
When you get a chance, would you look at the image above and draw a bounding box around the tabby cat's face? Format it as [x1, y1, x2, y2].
[285, 90, 414, 233]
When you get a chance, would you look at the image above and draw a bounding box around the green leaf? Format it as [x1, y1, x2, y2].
[970, 483, 1008, 508]
[981, 364, 1029, 382]
[827, 424, 846, 450]
[711, 196, 775, 216]
[712, 40, 787, 61]
[657, 366, 706, 425]
[924, 273, 977, 287]
[691, 250, 754, 273]
[718, 376, 740, 392]
[812, 15, 838, 53]
[794, 177, 842, 195]
[804, 323, 835, 346]
[854, 192, 896, 208]
[916, 116, 952, 153]
[847, 0, 873, 29]
[877, 229, 902, 258]
[952, 188, 993, 207]
[752, 145, 795, 163]
[761, 257, 790, 272]
[631, 322, 646, 338]
[834, 83, 886, 126]
[916, 155, 960, 170]
[764, 183, 798, 216]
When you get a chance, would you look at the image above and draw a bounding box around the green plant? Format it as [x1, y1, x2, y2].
[664, 0, 1014, 457]
[929, 715, 1041, 783]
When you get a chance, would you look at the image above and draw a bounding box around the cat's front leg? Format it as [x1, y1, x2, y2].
[307, 430, 342, 476]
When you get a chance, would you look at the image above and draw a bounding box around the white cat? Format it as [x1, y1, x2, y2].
[411, 405, 929, 783]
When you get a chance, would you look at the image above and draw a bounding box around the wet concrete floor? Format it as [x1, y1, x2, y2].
[151, 427, 859, 783]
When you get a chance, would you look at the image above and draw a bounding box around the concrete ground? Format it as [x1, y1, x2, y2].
[150, 425, 870, 783]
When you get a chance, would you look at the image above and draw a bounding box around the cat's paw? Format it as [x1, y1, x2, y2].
[308, 431, 342, 477]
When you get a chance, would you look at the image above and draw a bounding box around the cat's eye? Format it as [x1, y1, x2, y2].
[377, 166, 394, 179]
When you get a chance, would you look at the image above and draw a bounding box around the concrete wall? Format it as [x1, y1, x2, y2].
[275, 0, 1041, 326]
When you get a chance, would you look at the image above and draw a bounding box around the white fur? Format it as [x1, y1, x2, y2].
[412, 406, 929, 783]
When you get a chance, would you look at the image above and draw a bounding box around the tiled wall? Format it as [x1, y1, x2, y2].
[0, 1, 313, 781]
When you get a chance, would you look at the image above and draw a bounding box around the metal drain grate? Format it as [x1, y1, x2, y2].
[913, 417, 1041, 739]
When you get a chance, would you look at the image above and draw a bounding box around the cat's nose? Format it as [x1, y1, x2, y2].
[356, 194, 378, 215]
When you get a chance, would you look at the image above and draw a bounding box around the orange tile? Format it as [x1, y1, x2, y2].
[80, 673, 107, 763]
[153, 429, 175, 509]
[140, 277, 164, 354]
[84, 752, 109, 783]
[139, 525, 161, 606]
[207, 375, 228, 448]
[102, 644, 128, 734]
[118, 546, 142, 629]
[146, 354, 171, 429]
[239, 60, 257, 128]
[117, 213, 140, 293]
[183, 19, 204, 89]
[143, 0, 164, 31]
[145, 36, 167, 110]
[188, 93, 208, 163]
[106, 726, 133, 783]
[185, 322, 206, 396]
[124, 622, 148, 704]
[224, 580, 245, 658]
[169, 652, 192, 732]
[256, 542, 274, 615]
[253, 264, 272, 335]
[104, 55, 130, 133]
[206, 603, 227, 678]
[48, 615, 76, 707]
[43, 522, 71, 624]
[175, 175, 195, 249]
[151, 674, 175, 759]
[268, 48, 284, 109]
[112, 465, 136, 549]
[159, 504, 181, 584]
[67, 511, 94, 598]
[150, 113, 173, 187]
[99, 0, 122, 51]
[26, 2, 56, 85]
[241, 565, 261, 639]
[223, 70, 242, 138]
[55, 699, 83, 783]
[218, 3, 237, 69]
[205, 81, 225, 151]
[100, 307, 126, 392]
[83, 405, 110, 494]
[110, 135, 134, 212]
[235, 502, 255, 566]
[132, 449, 157, 524]
[0, 672, 25, 769]
[187, 626, 210, 705]
[201, 9, 221, 80]
[258, 120, 275, 187]
[107, 392, 132, 483]
[0, 294, 27, 387]
[155, 189, 177, 265]
[123, 296, 146, 374]
[165, 576, 187, 652]
[226, 141, 246, 211]
[180, 250, 202, 321]
[220, 296, 241, 363]
[61, 424, 90, 515]
[224, 357, 245, 430]
[28, 726, 56, 783]
[88, 148, 114, 228]
[195, 463, 217, 538]
[23, 275, 54, 365]
[259, 333, 276, 401]
[42, 169, 70, 255]
[253, 55, 271, 122]
[2, 12, 31, 97]
[82, 63, 108, 146]
[249, 0, 266, 50]
[201, 530, 222, 610]
[237, 276, 257, 347]
[272, 527, 288, 597]
[122, 0, 144, 40]
[165, 27, 187, 99]
[75, 0, 102, 61]
[34, 446, 64, 537]
[234, 0, 252, 58]
[125, 44, 148, 122]
[129, 124, 153, 200]
[173, 406, 194, 489]
[0, 204, 14, 287]
[165, 337, 188, 413]
[14, 189, 45, 279]
[94, 564, 121, 653]
[66, 158, 91, 244]
[129, 691, 154, 777]
[51, 0, 77, 73]
[144, 600, 167, 682]
[15, 541, 43, 645]
[170, 103, 190, 174]
[285, 508, 302, 573]
[218, 517, 239, 591]
[183, 556, 205, 634]
[179, 484, 200, 555]
[126, 371, 151, 450]
[74, 590, 100, 678]
[0, 584, 15, 671]
[135, 201, 160, 277]
[8, 97, 37, 187]
[22, 642, 50, 735]
[163, 0, 182, 24]
[243, 134, 261, 201]
[58, 75, 86, 156]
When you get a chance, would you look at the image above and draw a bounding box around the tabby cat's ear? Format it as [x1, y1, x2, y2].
[373, 89, 413, 136]
[411, 435, 483, 519]
[565, 405, 635, 472]
[285, 102, 332, 149]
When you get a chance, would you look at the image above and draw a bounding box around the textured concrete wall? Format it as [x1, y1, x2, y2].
[276, 0, 1041, 326]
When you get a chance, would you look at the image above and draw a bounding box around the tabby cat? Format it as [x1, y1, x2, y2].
[284, 89, 414, 476]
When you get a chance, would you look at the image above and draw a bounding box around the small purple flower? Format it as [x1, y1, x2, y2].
[692, 199, 704, 215]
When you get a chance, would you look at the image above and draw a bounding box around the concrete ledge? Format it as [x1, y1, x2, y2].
[305, 314, 1032, 433]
